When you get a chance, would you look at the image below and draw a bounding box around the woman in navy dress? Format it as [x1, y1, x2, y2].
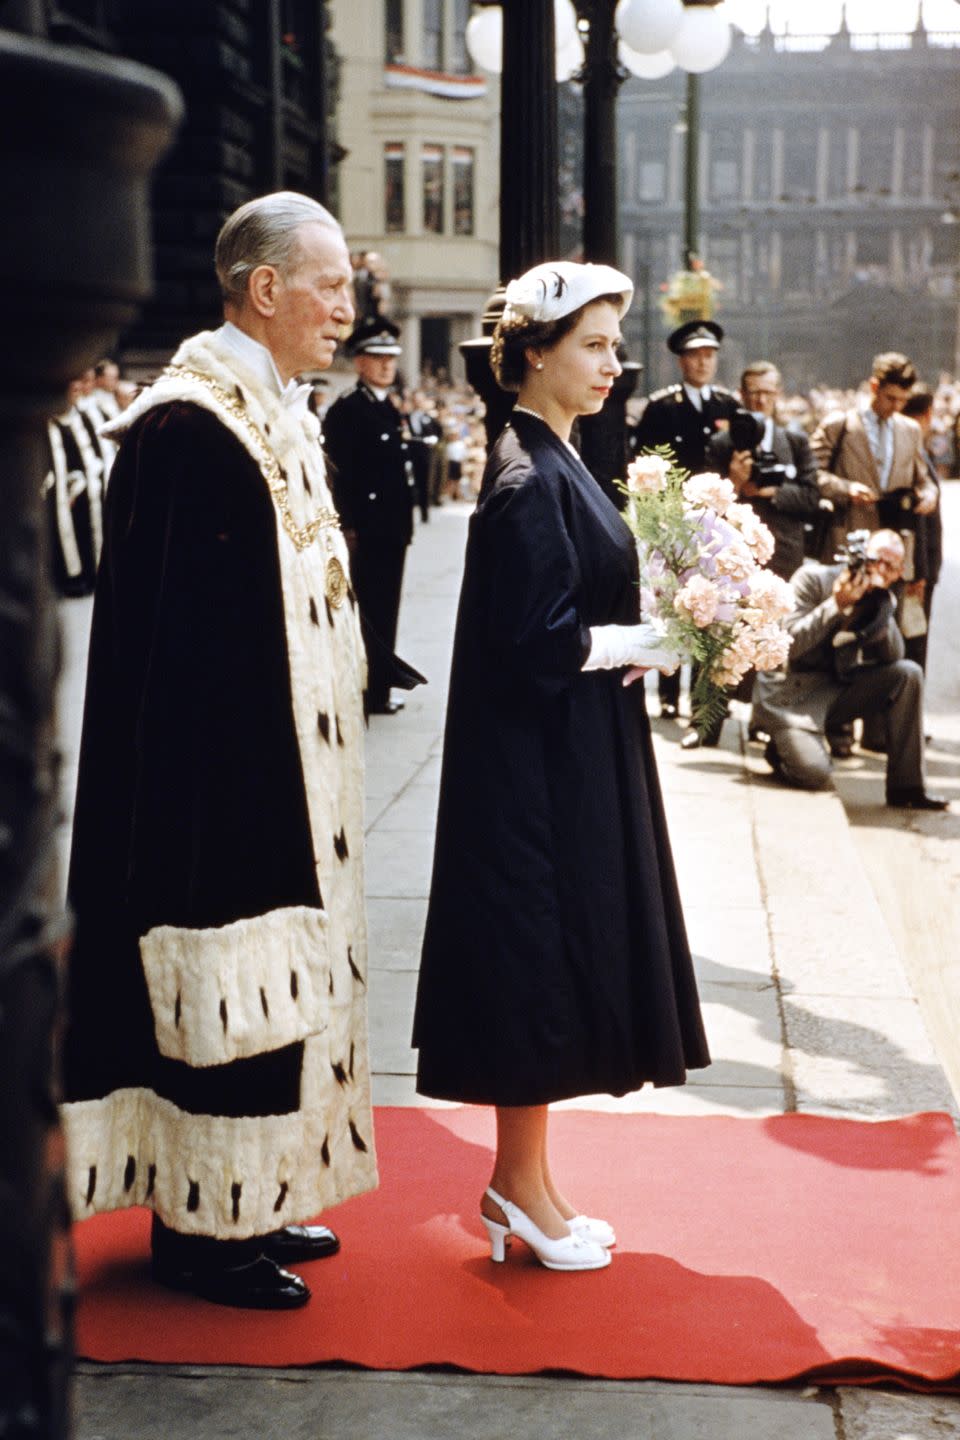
[412, 262, 710, 1272]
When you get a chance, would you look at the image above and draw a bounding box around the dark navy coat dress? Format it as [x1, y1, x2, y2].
[412, 411, 710, 1106]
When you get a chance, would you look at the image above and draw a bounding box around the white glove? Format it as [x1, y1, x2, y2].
[582, 623, 680, 674]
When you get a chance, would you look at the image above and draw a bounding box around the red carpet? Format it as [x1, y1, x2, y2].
[74, 1107, 960, 1388]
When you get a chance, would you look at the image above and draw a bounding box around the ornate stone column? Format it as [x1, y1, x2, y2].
[0, 25, 180, 1435]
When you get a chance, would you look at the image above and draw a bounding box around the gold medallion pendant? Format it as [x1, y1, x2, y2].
[325, 555, 347, 609]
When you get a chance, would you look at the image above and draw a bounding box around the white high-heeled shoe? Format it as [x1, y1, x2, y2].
[481, 1187, 611, 1272]
[568, 1214, 616, 1248]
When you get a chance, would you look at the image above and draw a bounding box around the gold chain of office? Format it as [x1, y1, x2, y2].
[164, 364, 347, 607]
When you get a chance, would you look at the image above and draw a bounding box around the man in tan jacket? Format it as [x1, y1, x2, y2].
[810, 352, 939, 755]
[811, 352, 938, 564]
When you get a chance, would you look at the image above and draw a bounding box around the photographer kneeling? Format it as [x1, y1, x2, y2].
[752, 529, 948, 811]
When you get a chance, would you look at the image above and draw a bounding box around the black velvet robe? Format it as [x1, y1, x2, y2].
[413, 412, 710, 1106]
[64, 405, 314, 1117]
[61, 358, 376, 1240]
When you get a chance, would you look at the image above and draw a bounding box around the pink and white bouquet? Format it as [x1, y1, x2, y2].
[620, 450, 794, 730]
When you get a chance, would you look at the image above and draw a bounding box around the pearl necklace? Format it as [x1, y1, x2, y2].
[512, 405, 586, 469]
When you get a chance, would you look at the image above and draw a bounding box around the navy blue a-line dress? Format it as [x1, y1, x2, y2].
[413, 410, 710, 1106]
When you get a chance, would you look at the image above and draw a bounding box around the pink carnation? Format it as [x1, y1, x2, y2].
[713, 541, 755, 583]
[751, 624, 792, 671]
[682, 472, 736, 516]
[747, 570, 795, 620]
[726, 503, 775, 564]
[626, 453, 671, 495]
[674, 574, 720, 628]
[712, 628, 756, 686]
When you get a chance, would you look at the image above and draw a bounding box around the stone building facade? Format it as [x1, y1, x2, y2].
[617, 19, 960, 392]
[330, 0, 499, 381]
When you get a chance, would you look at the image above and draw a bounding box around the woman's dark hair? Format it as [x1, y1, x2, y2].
[489, 293, 623, 393]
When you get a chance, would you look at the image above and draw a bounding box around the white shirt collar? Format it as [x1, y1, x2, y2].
[217, 321, 313, 416]
[683, 381, 711, 411]
[362, 382, 391, 403]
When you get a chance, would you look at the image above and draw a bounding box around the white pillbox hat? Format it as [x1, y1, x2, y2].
[502, 260, 633, 325]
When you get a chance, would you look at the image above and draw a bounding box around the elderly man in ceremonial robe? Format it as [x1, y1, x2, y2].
[61, 192, 377, 1309]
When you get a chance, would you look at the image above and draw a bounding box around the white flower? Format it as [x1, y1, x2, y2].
[713, 541, 755, 583]
[626, 453, 671, 495]
[674, 574, 721, 628]
[682, 472, 735, 516]
[747, 570, 795, 621]
[750, 623, 792, 671]
[726, 503, 775, 564]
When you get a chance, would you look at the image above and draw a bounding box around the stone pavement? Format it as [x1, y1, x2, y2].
[69, 504, 960, 1439]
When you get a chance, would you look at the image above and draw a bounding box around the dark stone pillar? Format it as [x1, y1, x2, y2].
[0, 26, 180, 1436]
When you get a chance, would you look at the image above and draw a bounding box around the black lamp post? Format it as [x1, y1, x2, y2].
[460, 0, 560, 447]
[461, 0, 728, 477]
[0, 20, 180, 1436]
[574, 0, 641, 502]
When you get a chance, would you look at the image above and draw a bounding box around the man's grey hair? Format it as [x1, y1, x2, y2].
[740, 360, 781, 390]
[215, 191, 341, 306]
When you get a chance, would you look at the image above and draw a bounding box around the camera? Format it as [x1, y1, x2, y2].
[832, 529, 895, 656]
[728, 408, 793, 485]
[834, 528, 873, 575]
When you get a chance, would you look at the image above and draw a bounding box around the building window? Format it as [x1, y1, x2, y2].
[450, 0, 471, 73]
[639, 161, 666, 203]
[385, 143, 405, 232]
[705, 235, 740, 301]
[711, 160, 738, 202]
[422, 144, 445, 233]
[385, 0, 404, 64]
[452, 147, 475, 234]
[423, 0, 443, 70]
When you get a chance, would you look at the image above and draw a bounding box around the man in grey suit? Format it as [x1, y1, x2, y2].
[752, 529, 947, 811]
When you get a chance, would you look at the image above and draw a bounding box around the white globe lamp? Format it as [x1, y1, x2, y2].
[671, 4, 732, 73]
[554, 0, 579, 49]
[616, 0, 685, 54]
[619, 41, 676, 79]
[556, 34, 585, 81]
[465, 8, 502, 74]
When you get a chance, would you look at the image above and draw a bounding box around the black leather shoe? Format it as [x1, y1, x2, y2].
[260, 1224, 340, 1265]
[659, 702, 678, 720]
[152, 1252, 310, 1310]
[828, 737, 854, 759]
[369, 698, 405, 715]
[886, 788, 949, 812]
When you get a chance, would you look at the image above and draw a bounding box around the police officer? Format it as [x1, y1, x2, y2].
[324, 316, 415, 715]
[633, 319, 738, 720]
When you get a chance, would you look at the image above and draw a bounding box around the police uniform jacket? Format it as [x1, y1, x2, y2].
[634, 383, 739, 476]
[324, 382, 414, 548]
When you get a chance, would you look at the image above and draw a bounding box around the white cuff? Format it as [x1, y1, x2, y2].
[140, 905, 331, 1068]
[582, 623, 680, 673]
